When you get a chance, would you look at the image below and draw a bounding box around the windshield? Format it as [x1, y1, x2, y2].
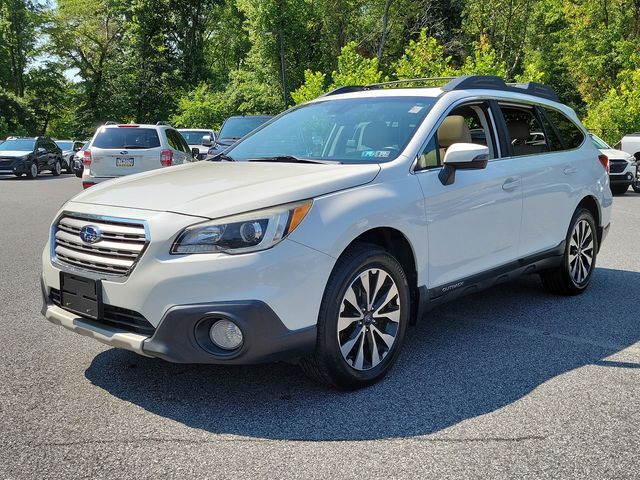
[56, 141, 74, 150]
[227, 97, 435, 164]
[179, 130, 210, 145]
[92, 127, 161, 149]
[219, 117, 272, 140]
[590, 134, 611, 150]
[0, 139, 35, 151]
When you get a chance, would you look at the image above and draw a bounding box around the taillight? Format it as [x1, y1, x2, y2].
[82, 150, 92, 167]
[160, 149, 173, 167]
[598, 154, 609, 173]
[82, 182, 95, 189]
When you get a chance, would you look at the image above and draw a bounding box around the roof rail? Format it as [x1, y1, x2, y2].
[323, 75, 559, 102]
[442, 75, 559, 102]
[104, 121, 118, 125]
[322, 77, 456, 97]
[156, 121, 171, 126]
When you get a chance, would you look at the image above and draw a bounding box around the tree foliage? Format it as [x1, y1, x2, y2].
[1, 0, 639, 142]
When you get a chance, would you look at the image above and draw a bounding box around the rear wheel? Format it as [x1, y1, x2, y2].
[300, 244, 410, 389]
[51, 160, 62, 176]
[611, 184, 628, 195]
[26, 162, 38, 179]
[541, 208, 597, 296]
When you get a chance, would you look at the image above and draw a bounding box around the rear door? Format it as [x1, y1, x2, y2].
[89, 126, 163, 177]
[497, 103, 584, 257]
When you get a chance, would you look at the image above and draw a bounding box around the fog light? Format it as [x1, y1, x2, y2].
[627, 172, 634, 180]
[209, 319, 243, 350]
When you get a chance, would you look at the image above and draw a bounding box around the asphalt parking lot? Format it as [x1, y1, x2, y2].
[1, 174, 639, 479]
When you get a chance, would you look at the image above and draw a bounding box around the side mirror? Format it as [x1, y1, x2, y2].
[191, 147, 200, 159]
[37, 147, 47, 154]
[438, 143, 489, 186]
[201, 135, 212, 147]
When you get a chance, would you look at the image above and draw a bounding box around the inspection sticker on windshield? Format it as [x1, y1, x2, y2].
[408, 105, 424, 114]
[361, 150, 390, 158]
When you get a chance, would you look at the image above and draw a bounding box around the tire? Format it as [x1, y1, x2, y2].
[26, 162, 38, 179]
[611, 184, 628, 195]
[51, 160, 62, 176]
[299, 244, 410, 390]
[632, 181, 640, 194]
[66, 157, 74, 174]
[75, 167, 83, 178]
[541, 208, 598, 296]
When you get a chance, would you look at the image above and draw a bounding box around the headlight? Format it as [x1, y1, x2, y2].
[171, 200, 312, 254]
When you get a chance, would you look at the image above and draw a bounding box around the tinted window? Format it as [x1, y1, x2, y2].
[0, 139, 35, 151]
[227, 98, 435, 164]
[56, 141, 74, 150]
[544, 108, 585, 150]
[92, 127, 161, 149]
[219, 117, 273, 140]
[179, 130, 210, 144]
[417, 136, 439, 170]
[499, 105, 549, 156]
[166, 130, 178, 150]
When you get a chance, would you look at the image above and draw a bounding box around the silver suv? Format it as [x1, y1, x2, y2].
[81, 123, 196, 188]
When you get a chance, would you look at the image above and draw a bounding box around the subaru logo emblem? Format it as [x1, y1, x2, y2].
[120, 150, 128, 155]
[79, 225, 102, 244]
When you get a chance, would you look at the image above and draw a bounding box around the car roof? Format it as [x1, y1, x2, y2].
[177, 128, 213, 132]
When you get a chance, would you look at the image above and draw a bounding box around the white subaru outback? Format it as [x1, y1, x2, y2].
[41, 76, 612, 389]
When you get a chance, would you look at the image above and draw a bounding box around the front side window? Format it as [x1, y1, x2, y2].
[219, 117, 271, 140]
[499, 105, 549, 156]
[92, 127, 161, 149]
[543, 108, 585, 150]
[416, 102, 496, 170]
[227, 97, 436, 164]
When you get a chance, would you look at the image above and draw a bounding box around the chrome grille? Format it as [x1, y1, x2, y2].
[53, 215, 148, 276]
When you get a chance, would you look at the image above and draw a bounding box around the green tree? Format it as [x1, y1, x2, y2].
[291, 70, 326, 104]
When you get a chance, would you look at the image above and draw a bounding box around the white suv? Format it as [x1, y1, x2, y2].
[81, 123, 196, 188]
[41, 76, 612, 389]
[590, 133, 637, 194]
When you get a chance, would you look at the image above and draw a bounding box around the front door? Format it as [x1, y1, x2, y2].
[415, 102, 524, 292]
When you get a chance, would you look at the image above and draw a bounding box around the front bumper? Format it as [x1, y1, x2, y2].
[0, 159, 27, 174]
[609, 172, 634, 185]
[42, 279, 316, 364]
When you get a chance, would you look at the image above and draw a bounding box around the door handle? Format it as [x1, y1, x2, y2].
[564, 166, 578, 175]
[502, 177, 520, 192]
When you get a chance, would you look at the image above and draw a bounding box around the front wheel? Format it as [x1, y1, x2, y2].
[633, 180, 640, 194]
[51, 160, 62, 176]
[26, 162, 38, 179]
[541, 208, 597, 296]
[300, 244, 410, 389]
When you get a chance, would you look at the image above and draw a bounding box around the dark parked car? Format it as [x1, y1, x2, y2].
[206, 115, 273, 159]
[0, 137, 64, 178]
[55, 140, 84, 174]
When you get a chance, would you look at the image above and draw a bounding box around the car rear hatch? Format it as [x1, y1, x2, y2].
[89, 126, 163, 177]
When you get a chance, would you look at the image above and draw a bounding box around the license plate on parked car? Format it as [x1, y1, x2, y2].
[60, 272, 102, 320]
[116, 157, 134, 167]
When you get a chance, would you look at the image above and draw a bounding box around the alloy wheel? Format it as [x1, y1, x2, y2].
[30, 163, 37, 178]
[337, 268, 401, 371]
[568, 219, 594, 284]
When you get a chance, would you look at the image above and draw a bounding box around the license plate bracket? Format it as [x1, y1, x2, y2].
[116, 157, 134, 167]
[60, 272, 103, 320]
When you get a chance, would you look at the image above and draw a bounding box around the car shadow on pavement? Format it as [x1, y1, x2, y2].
[85, 267, 640, 441]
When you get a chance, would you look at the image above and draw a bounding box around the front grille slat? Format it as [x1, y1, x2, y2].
[53, 215, 148, 276]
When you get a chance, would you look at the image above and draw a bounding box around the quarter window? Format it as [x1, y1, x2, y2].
[543, 108, 585, 150]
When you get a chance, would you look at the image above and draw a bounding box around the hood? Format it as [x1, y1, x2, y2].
[0, 150, 31, 158]
[70, 161, 381, 219]
[600, 148, 633, 162]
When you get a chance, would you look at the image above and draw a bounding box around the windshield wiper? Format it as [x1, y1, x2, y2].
[249, 155, 337, 164]
[208, 152, 235, 162]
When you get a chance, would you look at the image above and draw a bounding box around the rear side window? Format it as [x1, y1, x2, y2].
[543, 108, 585, 150]
[499, 105, 549, 156]
[92, 128, 161, 149]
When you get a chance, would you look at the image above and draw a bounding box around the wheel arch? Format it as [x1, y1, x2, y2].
[576, 195, 603, 249]
[341, 226, 421, 324]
